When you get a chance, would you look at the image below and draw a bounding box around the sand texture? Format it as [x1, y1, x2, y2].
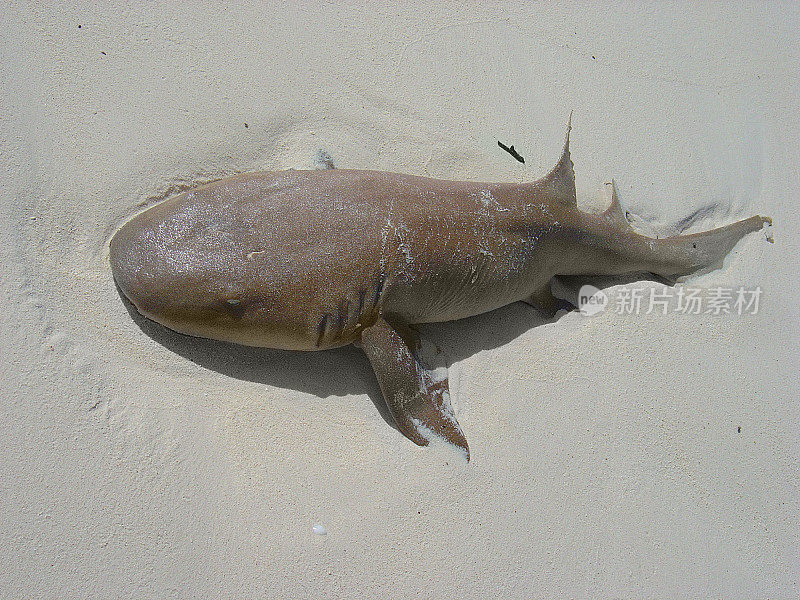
[1, 3, 798, 598]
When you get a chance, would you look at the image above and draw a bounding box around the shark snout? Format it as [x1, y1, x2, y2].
[109, 217, 148, 305]
[109, 214, 187, 318]
[110, 210, 244, 332]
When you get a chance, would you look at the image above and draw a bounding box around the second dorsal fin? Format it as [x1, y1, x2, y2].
[539, 112, 577, 207]
[602, 179, 633, 230]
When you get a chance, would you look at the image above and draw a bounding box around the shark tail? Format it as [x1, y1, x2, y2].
[600, 181, 773, 280]
[648, 214, 773, 280]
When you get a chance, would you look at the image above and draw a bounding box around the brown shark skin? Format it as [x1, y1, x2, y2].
[109, 126, 771, 459]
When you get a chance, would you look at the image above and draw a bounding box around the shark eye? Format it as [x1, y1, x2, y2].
[219, 298, 246, 318]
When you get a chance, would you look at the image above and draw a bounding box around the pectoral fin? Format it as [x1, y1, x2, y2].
[360, 316, 469, 460]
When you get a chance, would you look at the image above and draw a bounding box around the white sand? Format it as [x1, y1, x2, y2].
[2, 3, 798, 598]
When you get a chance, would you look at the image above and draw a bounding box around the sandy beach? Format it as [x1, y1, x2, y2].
[2, 3, 798, 598]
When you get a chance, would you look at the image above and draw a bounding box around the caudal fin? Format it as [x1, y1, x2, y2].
[648, 215, 772, 280]
[594, 179, 772, 280]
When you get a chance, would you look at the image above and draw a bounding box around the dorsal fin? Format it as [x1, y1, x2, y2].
[540, 112, 576, 207]
[602, 179, 633, 230]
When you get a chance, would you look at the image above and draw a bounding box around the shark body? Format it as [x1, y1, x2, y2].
[110, 121, 771, 459]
